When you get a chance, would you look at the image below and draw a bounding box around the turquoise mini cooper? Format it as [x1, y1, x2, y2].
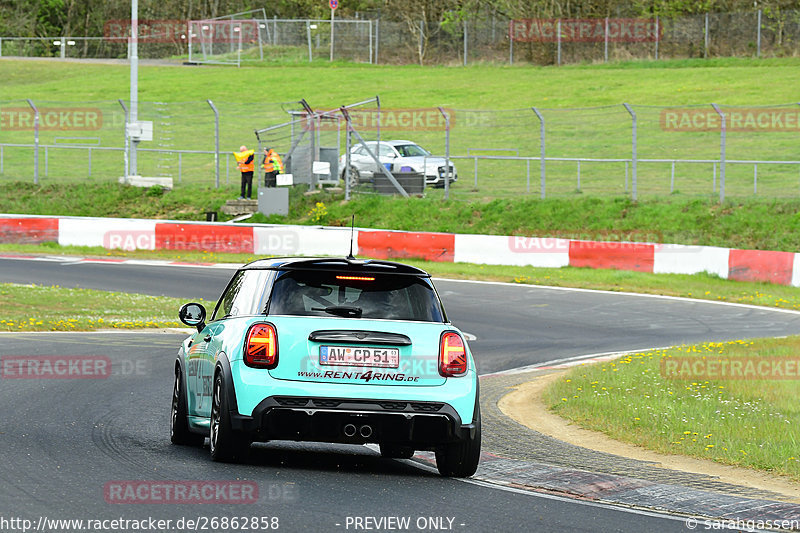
[171, 257, 481, 477]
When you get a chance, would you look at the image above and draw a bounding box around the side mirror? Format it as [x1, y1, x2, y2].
[179, 303, 207, 332]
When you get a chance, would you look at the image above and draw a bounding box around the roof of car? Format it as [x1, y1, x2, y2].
[359, 140, 415, 146]
[241, 257, 431, 277]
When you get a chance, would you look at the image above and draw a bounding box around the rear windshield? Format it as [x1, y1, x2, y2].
[268, 271, 445, 323]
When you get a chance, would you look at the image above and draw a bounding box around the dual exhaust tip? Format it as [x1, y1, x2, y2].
[343, 423, 372, 438]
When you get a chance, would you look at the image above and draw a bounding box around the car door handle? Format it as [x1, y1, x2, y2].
[204, 335, 212, 343]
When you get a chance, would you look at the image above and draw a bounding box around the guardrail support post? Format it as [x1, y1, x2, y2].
[711, 103, 726, 202]
[623, 103, 637, 201]
[207, 99, 220, 188]
[532, 107, 546, 199]
[26, 98, 39, 184]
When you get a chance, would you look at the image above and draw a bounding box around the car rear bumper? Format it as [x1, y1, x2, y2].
[229, 396, 476, 448]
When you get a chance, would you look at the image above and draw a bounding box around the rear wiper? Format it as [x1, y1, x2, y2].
[311, 305, 363, 318]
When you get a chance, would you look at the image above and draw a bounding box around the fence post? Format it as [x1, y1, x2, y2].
[463, 20, 468, 66]
[757, 9, 762, 58]
[368, 19, 373, 64]
[344, 118, 352, 201]
[375, 18, 380, 64]
[438, 107, 451, 200]
[26, 99, 39, 184]
[711, 103, 726, 202]
[531, 107, 546, 199]
[207, 99, 220, 188]
[623, 103, 637, 201]
[509, 21, 514, 65]
[118, 99, 129, 178]
[419, 20, 424, 65]
[671, 161, 675, 192]
[376, 95, 381, 146]
[704, 13, 709, 58]
[753, 164, 757, 194]
[655, 16, 659, 60]
[557, 19, 562, 66]
[306, 21, 313, 62]
[604, 18, 608, 62]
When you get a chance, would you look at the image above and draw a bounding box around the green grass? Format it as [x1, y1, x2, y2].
[2, 57, 800, 198]
[0, 282, 208, 331]
[3, 57, 799, 106]
[544, 337, 800, 481]
[4, 182, 800, 252]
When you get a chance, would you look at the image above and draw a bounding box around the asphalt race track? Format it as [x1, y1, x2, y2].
[3, 256, 800, 532]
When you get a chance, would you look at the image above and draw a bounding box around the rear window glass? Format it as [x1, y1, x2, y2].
[268, 271, 444, 323]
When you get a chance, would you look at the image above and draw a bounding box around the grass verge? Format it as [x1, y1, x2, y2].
[0, 283, 209, 331]
[543, 337, 800, 482]
[3, 242, 800, 312]
[4, 182, 800, 251]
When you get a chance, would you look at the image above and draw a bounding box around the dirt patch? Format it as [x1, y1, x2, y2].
[498, 369, 800, 503]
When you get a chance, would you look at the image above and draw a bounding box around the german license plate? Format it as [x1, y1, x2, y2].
[319, 346, 400, 368]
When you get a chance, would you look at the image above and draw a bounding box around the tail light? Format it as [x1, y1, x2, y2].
[244, 323, 278, 369]
[439, 332, 467, 377]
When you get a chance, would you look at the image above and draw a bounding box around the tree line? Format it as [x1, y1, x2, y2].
[1, 0, 794, 38]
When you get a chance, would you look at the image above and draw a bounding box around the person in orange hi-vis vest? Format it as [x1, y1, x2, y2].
[261, 147, 285, 188]
[233, 145, 255, 199]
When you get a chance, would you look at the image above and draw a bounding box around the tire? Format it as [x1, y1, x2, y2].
[379, 444, 414, 459]
[342, 166, 360, 189]
[435, 404, 481, 477]
[209, 372, 250, 462]
[170, 368, 205, 446]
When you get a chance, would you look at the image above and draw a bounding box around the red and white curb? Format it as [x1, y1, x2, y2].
[2, 214, 799, 287]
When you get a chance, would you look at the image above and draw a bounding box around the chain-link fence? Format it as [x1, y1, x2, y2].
[2, 99, 799, 201]
[4, 10, 800, 65]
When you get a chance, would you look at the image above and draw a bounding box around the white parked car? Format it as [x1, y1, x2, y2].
[339, 140, 457, 188]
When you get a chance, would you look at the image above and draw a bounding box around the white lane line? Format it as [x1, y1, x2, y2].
[433, 277, 800, 316]
[480, 346, 673, 377]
